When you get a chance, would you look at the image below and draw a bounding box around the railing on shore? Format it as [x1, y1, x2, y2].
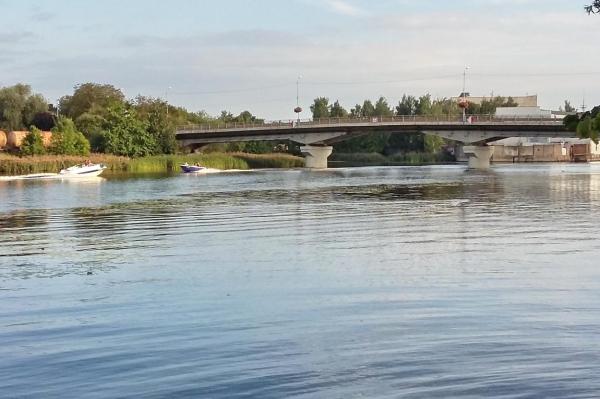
[176, 114, 565, 134]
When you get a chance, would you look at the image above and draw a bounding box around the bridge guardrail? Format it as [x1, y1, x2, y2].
[176, 114, 565, 133]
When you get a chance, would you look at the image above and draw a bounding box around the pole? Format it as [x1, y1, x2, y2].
[296, 76, 301, 124]
[462, 67, 469, 123]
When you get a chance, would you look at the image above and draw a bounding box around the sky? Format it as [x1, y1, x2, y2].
[1, 0, 599, 119]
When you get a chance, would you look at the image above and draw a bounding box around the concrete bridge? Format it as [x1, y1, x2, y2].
[176, 115, 574, 169]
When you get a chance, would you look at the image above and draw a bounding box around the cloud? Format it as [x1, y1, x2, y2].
[322, 0, 366, 16]
[0, 31, 36, 44]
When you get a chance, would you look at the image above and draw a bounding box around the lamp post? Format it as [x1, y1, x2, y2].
[460, 66, 470, 123]
[294, 76, 303, 125]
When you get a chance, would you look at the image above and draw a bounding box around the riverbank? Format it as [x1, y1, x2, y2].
[0, 152, 304, 175]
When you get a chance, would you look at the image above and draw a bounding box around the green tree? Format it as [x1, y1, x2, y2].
[361, 100, 375, 117]
[424, 135, 445, 153]
[310, 97, 330, 119]
[49, 117, 91, 156]
[396, 95, 419, 116]
[20, 127, 46, 156]
[374, 97, 393, 117]
[416, 95, 432, 115]
[75, 113, 107, 152]
[0, 84, 48, 130]
[133, 96, 178, 154]
[103, 105, 155, 157]
[576, 112, 600, 143]
[350, 104, 362, 118]
[329, 100, 348, 118]
[59, 83, 125, 120]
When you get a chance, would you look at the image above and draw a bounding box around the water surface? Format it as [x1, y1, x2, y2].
[2, 164, 600, 398]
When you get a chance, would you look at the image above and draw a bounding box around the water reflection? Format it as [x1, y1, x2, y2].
[2, 165, 600, 398]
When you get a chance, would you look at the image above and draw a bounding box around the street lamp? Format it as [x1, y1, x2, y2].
[294, 75, 303, 125]
[459, 66, 470, 123]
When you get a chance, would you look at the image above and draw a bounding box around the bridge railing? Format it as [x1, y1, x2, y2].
[176, 114, 564, 133]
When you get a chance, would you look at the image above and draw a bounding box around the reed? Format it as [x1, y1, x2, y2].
[0, 153, 129, 175]
[231, 152, 304, 169]
[0, 152, 304, 175]
[128, 154, 250, 173]
[330, 152, 453, 166]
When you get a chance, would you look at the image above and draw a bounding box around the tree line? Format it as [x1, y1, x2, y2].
[0, 83, 264, 157]
[307, 95, 520, 155]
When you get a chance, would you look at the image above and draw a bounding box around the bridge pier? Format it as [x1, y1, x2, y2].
[300, 145, 333, 169]
[463, 145, 494, 170]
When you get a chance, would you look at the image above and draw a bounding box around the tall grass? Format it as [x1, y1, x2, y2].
[0, 152, 304, 175]
[232, 152, 304, 169]
[0, 153, 129, 175]
[330, 152, 453, 166]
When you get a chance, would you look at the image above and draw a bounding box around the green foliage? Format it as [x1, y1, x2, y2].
[75, 112, 107, 152]
[50, 117, 91, 156]
[563, 114, 580, 131]
[329, 100, 348, 118]
[20, 127, 46, 156]
[467, 96, 518, 115]
[0, 84, 48, 131]
[310, 97, 330, 118]
[577, 115, 600, 144]
[424, 135, 445, 153]
[59, 83, 125, 120]
[374, 97, 393, 117]
[396, 95, 419, 115]
[103, 105, 156, 157]
[361, 100, 376, 117]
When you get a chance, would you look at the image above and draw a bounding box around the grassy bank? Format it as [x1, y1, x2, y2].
[330, 152, 454, 166]
[0, 152, 304, 175]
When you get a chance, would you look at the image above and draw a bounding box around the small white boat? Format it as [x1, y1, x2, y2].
[59, 163, 107, 177]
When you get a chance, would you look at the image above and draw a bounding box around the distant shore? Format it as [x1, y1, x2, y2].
[0, 152, 304, 176]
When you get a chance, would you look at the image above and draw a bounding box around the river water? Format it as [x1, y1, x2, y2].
[2, 164, 600, 398]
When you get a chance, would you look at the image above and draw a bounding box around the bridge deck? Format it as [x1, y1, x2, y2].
[177, 115, 565, 135]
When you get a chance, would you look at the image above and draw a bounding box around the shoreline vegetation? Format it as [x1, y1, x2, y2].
[0, 152, 304, 176]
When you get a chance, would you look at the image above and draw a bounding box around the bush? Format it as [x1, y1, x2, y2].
[49, 117, 90, 155]
[20, 127, 46, 156]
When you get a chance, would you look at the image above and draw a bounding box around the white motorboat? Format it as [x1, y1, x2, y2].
[59, 163, 107, 177]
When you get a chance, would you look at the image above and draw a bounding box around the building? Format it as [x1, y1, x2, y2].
[451, 94, 538, 107]
[489, 138, 600, 163]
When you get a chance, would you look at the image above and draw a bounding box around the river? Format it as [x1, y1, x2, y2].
[2, 164, 600, 398]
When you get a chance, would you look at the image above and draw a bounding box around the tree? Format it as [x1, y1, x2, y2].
[75, 113, 107, 152]
[59, 83, 125, 120]
[310, 97, 330, 119]
[329, 100, 348, 118]
[0, 84, 48, 130]
[49, 117, 90, 156]
[103, 104, 155, 157]
[20, 127, 46, 156]
[586, 1, 600, 13]
[396, 95, 419, 116]
[31, 112, 56, 130]
[374, 97, 393, 117]
[361, 100, 375, 117]
[416, 95, 432, 115]
[563, 100, 576, 113]
[350, 104, 362, 118]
